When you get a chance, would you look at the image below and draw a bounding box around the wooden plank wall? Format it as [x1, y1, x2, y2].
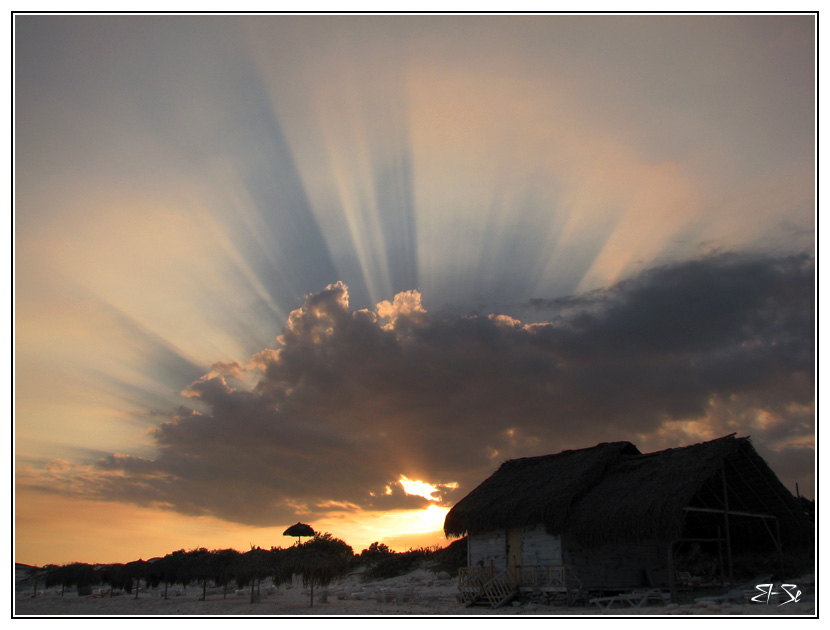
[469, 531, 507, 571]
[470, 526, 564, 570]
[520, 524, 563, 566]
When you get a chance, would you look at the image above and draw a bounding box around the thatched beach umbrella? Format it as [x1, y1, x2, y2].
[211, 548, 241, 599]
[287, 534, 353, 607]
[124, 560, 147, 599]
[235, 547, 279, 604]
[283, 522, 315, 546]
[44, 562, 98, 597]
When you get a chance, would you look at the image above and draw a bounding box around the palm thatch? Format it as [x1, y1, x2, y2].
[283, 522, 316, 539]
[444, 434, 812, 549]
[443, 441, 640, 537]
[284, 534, 353, 606]
[565, 434, 811, 546]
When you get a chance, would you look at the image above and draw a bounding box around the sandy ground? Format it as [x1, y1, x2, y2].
[14, 568, 817, 617]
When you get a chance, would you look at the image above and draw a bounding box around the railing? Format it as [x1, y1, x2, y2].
[458, 567, 519, 607]
[482, 570, 518, 608]
[460, 565, 569, 589]
[458, 567, 492, 594]
[512, 564, 568, 588]
[459, 566, 494, 585]
[458, 567, 493, 605]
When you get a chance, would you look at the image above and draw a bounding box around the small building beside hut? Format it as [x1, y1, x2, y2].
[444, 434, 812, 602]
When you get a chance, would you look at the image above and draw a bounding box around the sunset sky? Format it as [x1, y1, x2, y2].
[14, 14, 815, 567]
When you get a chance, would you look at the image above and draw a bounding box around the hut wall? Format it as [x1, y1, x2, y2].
[520, 525, 563, 566]
[469, 531, 507, 572]
[562, 538, 667, 590]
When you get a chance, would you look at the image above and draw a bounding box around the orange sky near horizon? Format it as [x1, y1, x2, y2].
[15, 486, 452, 567]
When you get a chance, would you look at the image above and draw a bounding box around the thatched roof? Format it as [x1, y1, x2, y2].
[444, 435, 812, 548]
[443, 441, 640, 538]
[283, 523, 315, 538]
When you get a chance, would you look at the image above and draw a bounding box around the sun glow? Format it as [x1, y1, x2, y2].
[398, 475, 440, 501]
[409, 504, 450, 534]
[380, 504, 450, 536]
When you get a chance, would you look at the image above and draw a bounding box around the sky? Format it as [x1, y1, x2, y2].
[14, 14, 815, 567]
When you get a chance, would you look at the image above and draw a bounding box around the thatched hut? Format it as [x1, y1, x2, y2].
[444, 434, 812, 594]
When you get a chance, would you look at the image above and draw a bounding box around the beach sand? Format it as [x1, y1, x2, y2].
[14, 568, 816, 617]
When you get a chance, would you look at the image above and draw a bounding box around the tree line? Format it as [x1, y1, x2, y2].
[31, 534, 468, 607]
[38, 532, 353, 607]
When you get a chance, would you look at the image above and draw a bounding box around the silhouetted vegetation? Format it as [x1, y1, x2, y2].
[211, 548, 241, 599]
[43, 562, 98, 596]
[99, 563, 131, 595]
[235, 546, 284, 603]
[430, 536, 468, 574]
[35, 532, 467, 605]
[359, 541, 392, 563]
[287, 533, 353, 606]
[358, 538, 467, 582]
[124, 559, 148, 598]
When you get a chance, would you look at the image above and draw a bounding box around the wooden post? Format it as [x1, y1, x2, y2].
[667, 541, 675, 603]
[717, 526, 725, 587]
[721, 464, 734, 584]
[774, 519, 784, 579]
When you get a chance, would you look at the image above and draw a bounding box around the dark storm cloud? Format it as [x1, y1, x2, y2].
[32, 252, 813, 524]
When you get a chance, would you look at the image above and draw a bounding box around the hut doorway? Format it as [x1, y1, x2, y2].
[507, 527, 522, 578]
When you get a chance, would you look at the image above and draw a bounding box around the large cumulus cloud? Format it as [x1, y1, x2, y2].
[30, 252, 814, 525]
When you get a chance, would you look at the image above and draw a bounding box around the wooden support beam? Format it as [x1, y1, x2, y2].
[667, 541, 675, 603]
[683, 506, 776, 519]
[721, 464, 734, 584]
[774, 519, 784, 579]
[740, 446, 803, 521]
[726, 456, 774, 514]
[717, 526, 725, 587]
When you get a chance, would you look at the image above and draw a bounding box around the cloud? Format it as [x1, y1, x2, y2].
[23, 252, 814, 525]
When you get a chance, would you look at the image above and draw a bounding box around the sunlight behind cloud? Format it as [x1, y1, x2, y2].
[398, 476, 440, 502]
[364, 505, 450, 540]
[15, 15, 814, 568]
